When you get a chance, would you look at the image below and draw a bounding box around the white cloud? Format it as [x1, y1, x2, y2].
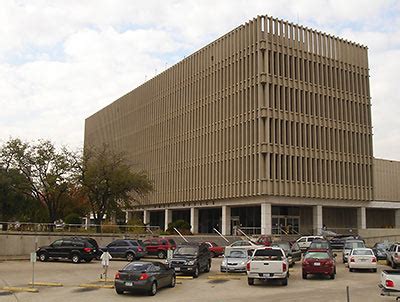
[0, 0, 399, 161]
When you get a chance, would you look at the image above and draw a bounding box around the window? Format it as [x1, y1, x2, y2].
[61, 240, 72, 247]
[52, 240, 62, 247]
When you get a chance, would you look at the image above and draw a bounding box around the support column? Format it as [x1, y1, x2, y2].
[357, 207, 366, 230]
[395, 210, 400, 228]
[222, 205, 231, 236]
[190, 207, 199, 234]
[313, 205, 323, 235]
[261, 203, 272, 235]
[143, 210, 150, 225]
[165, 209, 172, 231]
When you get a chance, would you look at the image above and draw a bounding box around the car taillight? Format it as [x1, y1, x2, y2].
[139, 273, 149, 280]
[246, 262, 250, 271]
[83, 247, 92, 253]
[115, 272, 120, 280]
[386, 280, 395, 288]
[350, 258, 355, 262]
[372, 257, 377, 263]
[282, 262, 287, 272]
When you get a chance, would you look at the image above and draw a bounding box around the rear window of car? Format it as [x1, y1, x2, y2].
[253, 249, 283, 260]
[304, 252, 330, 259]
[353, 249, 373, 256]
[344, 242, 365, 249]
[310, 242, 330, 249]
[272, 242, 290, 251]
[124, 263, 151, 271]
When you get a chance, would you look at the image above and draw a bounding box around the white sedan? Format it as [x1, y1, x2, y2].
[348, 248, 377, 272]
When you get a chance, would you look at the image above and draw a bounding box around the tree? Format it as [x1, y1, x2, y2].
[77, 144, 153, 232]
[0, 138, 77, 224]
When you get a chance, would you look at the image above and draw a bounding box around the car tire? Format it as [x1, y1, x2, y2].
[148, 282, 157, 296]
[281, 278, 288, 286]
[330, 273, 335, 280]
[126, 252, 135, 262]
[157, 250, 166, 259]
[38, 252, 48, 262]
[116, 288, 124, 295]
[349, 268, 354, 272]
[169, 275, 176, 288]
[247, 278, 254, 286]
[302, 272, 307, 279]
[193, 266, 199, 278]
[392, 260, 397, 269]
[372, 268, 377, 273]
[204, 261, 211, 273]
[71, 254, 81, 264]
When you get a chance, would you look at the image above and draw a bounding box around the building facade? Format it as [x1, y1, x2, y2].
[85, 15, 400, 235]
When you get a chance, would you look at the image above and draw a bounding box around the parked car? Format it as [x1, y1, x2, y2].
[329, 235, 362, 250]
[37, 238, 95, 263]
[295, 236, 324, 251]
[71, 237, 102, 259]
[372, 242, 392, 261]
[220, 248, 250, 273]
[387, 243, 400, 269]
[203, 241, 224, 258]
[168, 242, 211, 278]
[342, 240, 365, 263]
[380, 269, 400, 297]
[271, 241, 301, 266]
[307, 239, 332, 253]
[105, 239, 147, 261]
[143, 238, 176, 259]
[302, 249, 336, 279]
[348, 248, 377, 272]
[246, 247, 289, 286]
[115, 261, 175, 296]
[228, 240, 261, 252]
[255, 235, 273, 246]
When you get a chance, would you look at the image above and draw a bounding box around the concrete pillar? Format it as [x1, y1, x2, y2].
[165, 209, 172, 231]
[357, 207, 366, 230]
[313, 205, 323, 235]
[190, 207, 199, 234]
[395, 210, 400, 228]
[261, 203, 272, 235]
[222, 205, 231, 236]
[143, 210, 150, 225]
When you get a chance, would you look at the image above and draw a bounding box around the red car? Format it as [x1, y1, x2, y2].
[203, 242, 224, 258]
[255, 235, 272, 246]
[302, 249, 336, 280]
[143, 238, 177, 259]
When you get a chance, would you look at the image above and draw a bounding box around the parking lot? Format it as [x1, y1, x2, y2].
[0, 254, 395, 302]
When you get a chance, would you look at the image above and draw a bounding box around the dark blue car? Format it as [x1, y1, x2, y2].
[104, 239, 147, 261]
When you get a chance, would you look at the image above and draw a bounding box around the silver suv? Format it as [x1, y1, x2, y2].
[342, 240, 365, 263]
[387, 243, 400, 269]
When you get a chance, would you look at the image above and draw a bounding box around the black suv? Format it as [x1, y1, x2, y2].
[168, 242, 211, 278]
[37, 238, 95, 263]
[71, 237, 102, 259]
[104, 239, 147, 261]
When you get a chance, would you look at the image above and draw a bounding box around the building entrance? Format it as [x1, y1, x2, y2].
[272, 215, 300, 234]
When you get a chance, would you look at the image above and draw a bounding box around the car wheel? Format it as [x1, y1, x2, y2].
[392, 260, 397, 269]
[210, 252, 215, 258]
[281, 278, 288, 286]
[126, 252, 135, 262]
[193, 266, 199, 278]
[157, 250, 166, 259]
[205, 261, 211, 273]
[116, 288, 124, 295]
[247, 278, 254, 286]
[372, 268, 377, 273]
[71, 254, 81, 264]
[349, 268, 354, 272]
[38, 252, 48, 262]
[330, 273, 335, 280]
[169, 275, 176, 288]
[148, 282, 157, 296]
[302, 272, 307, 279]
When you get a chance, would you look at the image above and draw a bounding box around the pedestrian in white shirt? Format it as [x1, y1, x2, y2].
[100, 249, 112, 280]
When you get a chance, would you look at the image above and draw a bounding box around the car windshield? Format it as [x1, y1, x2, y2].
[227, 250, 247, 258]
[310, 242, 330, 249]
[124, 263, 151, 271]
[353, 249, 373, 256]
[304, 252, 330, 259]
[345, 242, 365, 249]
[174, 246, 198, 256]
[272, 242, 290, 251]
[253, 249, 283, 260]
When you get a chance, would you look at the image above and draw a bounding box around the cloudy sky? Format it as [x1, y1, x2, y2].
[0, 0, 399, 160]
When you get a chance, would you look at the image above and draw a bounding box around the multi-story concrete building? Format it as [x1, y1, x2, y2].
[84, 15, 400, 235]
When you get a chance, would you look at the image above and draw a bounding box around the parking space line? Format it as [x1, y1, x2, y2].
[79, 284, 114, 289]
[28, 282, 63, 287]
[2, 286, 39, 293]
[176, 276, 193, 280]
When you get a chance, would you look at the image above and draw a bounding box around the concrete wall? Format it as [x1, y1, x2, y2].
[373, 159, 400, 202]
[359, 228, 400, 246]
[0, 232, 242, 257]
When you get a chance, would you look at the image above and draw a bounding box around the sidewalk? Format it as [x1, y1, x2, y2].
[0, 255, 29, 261]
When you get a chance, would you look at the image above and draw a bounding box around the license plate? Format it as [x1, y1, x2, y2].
[263, 273, 271, 277]
[174, 267, 181, 271]
[360, 259, 367, 262]
[125, 282, 133, 286]
[314, 262, 321, 266]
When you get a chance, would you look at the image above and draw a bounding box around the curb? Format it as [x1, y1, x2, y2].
[79, 284, 114, 289]
[2, 286, 39, 293]
[28, 282, 63, 287]
[176, 276, 193, 280]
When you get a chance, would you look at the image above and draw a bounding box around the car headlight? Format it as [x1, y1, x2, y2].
[187, 260, 196, 265]
[239, 261, 246, 266]
[222, 260, 227, 266]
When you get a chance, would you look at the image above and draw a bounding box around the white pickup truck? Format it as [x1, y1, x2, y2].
[380, 270, 400, 299]
[246, 246, 289, 286]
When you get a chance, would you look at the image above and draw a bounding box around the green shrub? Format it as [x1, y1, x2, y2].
[166, 219, 192, 235]
[64, 213, 82, 225]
